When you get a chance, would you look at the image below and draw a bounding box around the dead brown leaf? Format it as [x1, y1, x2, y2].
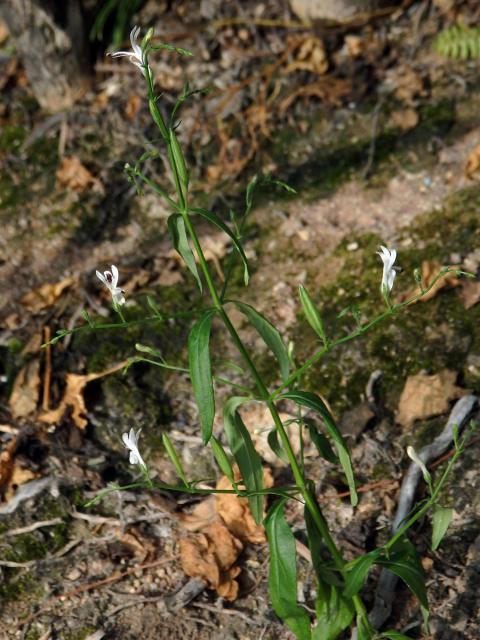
[21, 276, 76, 312]
[0, 437, 16, 493]
[459, 279, 480, 310]
[344, 34, 363, 58]
[393, 66, 426, 105]
[179, 522, 243, 601]
[56, 156, 102, 192]
[216, 468, 273, 544]
[285, 36, 328, 75]
[179, 495, 218, 532]
[390, 108, 419, 132]
[40, 360, 128, 429]
[396, 370, 467, 429]
[400, 260, 460, 303]
[9, 359, 41, 418]
[124, 94, 141, 120]
[465, 143, 480, 180]
[0, 19, 9, 45]
[5, 465, 37, 502]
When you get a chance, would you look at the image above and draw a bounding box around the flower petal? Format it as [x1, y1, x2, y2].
[111, 265, 119, 288]
[96, 270, 107, 285]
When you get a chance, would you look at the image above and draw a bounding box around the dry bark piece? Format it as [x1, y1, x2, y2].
[9, 359, 41, 418]
[396, 370, 468, 429]
[465, 143, 480, 180]
[40, 360, 128, 429]
[5, 464, 37, 501]
[21, 276, 76, 312]
[56, 157, 102, 193]
[179, 522, 243, 601]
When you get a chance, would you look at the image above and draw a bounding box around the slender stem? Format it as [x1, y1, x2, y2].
[182, 208, 372, 630]
[384, 444, 463, 552]
[271, 268, 457, 400]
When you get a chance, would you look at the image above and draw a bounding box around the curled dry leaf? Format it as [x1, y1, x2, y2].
[285, 36, 328, 75]
[9, 359, 41, 418]
[396, 370, 468, 429]
[390, 108, 419, 132]
[400, 260, 460, 303]
[216, 467, 273, 544]
[21, 276, 76, 313]
[56, 156, 103, 192]
[459, 279, 480, 310]
[179, 522, 243, 601]
[465, 143, 480, 180]
[40, 360, 128, 429]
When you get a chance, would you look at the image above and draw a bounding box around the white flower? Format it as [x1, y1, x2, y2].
[122, 428, 146, 468]
[96, 264, 125, 306]
[377, 245, 397, 293]
[108, 26, 146, 76]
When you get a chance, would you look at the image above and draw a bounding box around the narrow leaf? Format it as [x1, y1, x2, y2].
[313, 585, 355, 640]
[382, 632, 413, 640]
[223, 397, 264, 523]
[265, 500, 312, 640]
[304, 418, 338, 464]
[188, 310, 215, 444]
[377, 538, 428, 610]
[280, 391, 357, 506]
[267, 429, 289, 464]
[167, 213, 202, 291]
[298, 285, 327, 345]
[191, 207, 250, 285]
[344, 551, 380, 598]
[431, 506, 454, 551]
[211, 436, 235, 483]
[162, 433, 188, 485]
[233, 301, 290, 382]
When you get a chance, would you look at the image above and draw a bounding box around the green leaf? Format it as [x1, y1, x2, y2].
[377, 538, 428, 610]
[162, 433, 188, 485]
[167, 213, 202, 291]
[223, 397, 264, 523]
[169, 129, 189, 190]
[304, 418, 338, 464]
[210, 436, 235, 483]
[267, 429, 289, 464]
[313, 584, 355, 640]
[431, 506, 454, 551]
[191, 207, 250, 285]
[357, 616, 375, 640]
[81, 309, 94, 327]
[344, 551, 380, 598]
[298, 285, 327, 345]
[381, 632, 413, 640]
[280, 391, 357, 506]
[265, 500, 312, 640]
[188, 310, 215, 444]
[233, 301, 290, 382]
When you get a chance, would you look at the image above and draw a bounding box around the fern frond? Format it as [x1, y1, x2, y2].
[433, 24, 480, 60]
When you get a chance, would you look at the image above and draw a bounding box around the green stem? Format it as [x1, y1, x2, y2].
[271, 268, 457, 400]
[182, 208, 372, 631]
[385, 443, 463, 552]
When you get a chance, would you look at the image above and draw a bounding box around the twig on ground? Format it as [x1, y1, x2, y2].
[368, 395, 478, 630]
[193, 602, 262, 625]
[42, 325, 52, 411]
[0, 517, 63, 538]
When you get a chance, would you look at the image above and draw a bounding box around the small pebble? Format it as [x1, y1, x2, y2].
[347, 241, 358, 251]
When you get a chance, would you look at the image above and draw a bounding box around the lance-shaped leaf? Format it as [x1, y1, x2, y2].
[303, 418, 338, 464]
[377, 538, 428, 610]
[223, 397, 264, 523]
[188, 310, 215, 444]
[191, 207, 250, 285]
[431, 506, 454, 551]
[381, 632, 413, 640]
[210, 436, 235, 484]
[280, 391, 357, 506]
[233, 301, 290, 382]
[162, 433, 188, 485]
[344, 550, 380, 598]
[267, 428, 289, 464]
[298, 285, 327, 345]
[167, 213, 202, 291]
[265, 500, 312, 640]
[313, 585, 355, 640]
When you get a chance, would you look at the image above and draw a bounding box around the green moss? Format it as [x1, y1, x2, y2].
[291, 185, 480, 415]
[0, 571, 43, 604]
